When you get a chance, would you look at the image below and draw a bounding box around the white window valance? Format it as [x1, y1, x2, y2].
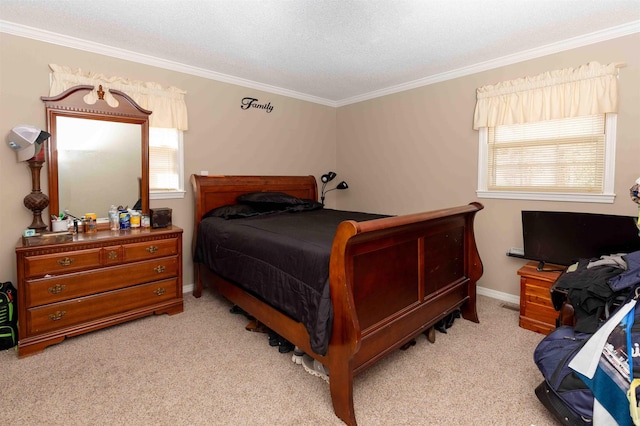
[473, 61, 621, 130]
[48, 64, 188, 130]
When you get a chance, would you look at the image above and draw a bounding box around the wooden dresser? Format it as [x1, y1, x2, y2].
[15, 226, 184, 357]
[518, 261, 565, 335]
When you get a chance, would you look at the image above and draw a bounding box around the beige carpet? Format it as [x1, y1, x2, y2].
[2, 291, 561, 425]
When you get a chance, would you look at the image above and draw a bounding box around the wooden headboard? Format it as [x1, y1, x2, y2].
[190, 174, 318, 233]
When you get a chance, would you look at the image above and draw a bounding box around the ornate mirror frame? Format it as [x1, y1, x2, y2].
[41, 85, 151, 226]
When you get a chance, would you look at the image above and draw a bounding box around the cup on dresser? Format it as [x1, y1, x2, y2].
[109, 210, 120, 231]
[51, 219, 68, 232]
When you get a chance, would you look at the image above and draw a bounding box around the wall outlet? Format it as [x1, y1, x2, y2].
[200, 171, 208, 176]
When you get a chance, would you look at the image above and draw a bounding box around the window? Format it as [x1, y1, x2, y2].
[477, 114, 616, 202]
[473, 62, 621, 203]
[149, 127, 185, 199]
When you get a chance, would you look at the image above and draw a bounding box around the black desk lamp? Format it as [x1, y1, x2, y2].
[320, 171, 348, 205]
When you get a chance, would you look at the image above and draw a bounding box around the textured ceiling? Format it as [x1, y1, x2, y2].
[1, 0, 639, 105]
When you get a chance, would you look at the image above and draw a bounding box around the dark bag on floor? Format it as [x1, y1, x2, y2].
[0, 281, 18, 350]
[533, 326, 594, 425]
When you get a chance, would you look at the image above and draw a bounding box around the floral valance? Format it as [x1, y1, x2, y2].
[473, 61, 621, 130]
[48, 64, 188, 130]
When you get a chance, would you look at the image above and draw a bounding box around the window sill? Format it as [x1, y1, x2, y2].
[151, 190, 186, 200]
[476, 190, 615, 203]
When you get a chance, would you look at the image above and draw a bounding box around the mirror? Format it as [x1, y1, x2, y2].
[56, 117, 141, 216]
[42, 85, 151, 224]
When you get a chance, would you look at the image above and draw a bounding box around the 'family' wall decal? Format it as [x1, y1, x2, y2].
[241, 97, 274, 113]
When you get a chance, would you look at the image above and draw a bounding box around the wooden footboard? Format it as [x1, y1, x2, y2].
[190, 174, 483, 426]
[325, 203, 483, 425]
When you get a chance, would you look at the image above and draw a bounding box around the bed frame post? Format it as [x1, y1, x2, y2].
[327, 221, 361, 425]
[330, 361, 356, 426]
[191, 174, 204, 298]
[460, 201, 483, 323]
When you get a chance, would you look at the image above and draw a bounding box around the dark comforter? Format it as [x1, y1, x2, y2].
[194, 208, 387, 355]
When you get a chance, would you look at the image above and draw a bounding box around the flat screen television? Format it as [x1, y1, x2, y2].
[521, 211, 640, 267]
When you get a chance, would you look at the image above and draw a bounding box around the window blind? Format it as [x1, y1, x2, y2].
[149, 128, 180, 191]
[487, 114, 606, 193]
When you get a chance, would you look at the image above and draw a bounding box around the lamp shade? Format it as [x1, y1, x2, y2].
[321, 171, 336, 183]
[7, 125, 50, 162]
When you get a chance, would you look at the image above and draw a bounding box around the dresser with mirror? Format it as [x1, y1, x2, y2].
[15, 85, 183, 357]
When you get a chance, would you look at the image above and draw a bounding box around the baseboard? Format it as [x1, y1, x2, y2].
[183, 283, 195, 295]
[477, 285, 520, 305]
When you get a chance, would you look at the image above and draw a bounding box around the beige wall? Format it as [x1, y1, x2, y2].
[0, 33, 337, 290]
[1, 32, 638, 300]
[336, 33, 640, 298]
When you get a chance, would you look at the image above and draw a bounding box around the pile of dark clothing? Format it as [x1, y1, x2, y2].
[554, 250, 640, 333]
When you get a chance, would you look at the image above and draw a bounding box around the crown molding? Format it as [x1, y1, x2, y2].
[0, 20, 337, 107]
[336, 20, 640, 107]
[2, 19, 638, 108]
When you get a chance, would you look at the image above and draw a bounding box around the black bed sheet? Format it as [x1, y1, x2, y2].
[194, 208, 387, 355]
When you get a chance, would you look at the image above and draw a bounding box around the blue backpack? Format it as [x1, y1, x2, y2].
[534, 326, 594, 425]
[0, 281, 18, 351]
[535, 252, 640, 425]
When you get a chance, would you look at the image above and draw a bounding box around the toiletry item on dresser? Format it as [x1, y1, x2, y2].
[76, 218, 85, 234]
[85, 213, 97, 233]
[141, 214, 150, 228]
[130, 211, 141, 228]
[119, 209, 130, 229]
[67, 219, 75, 234]
[108, 205, 120, 231]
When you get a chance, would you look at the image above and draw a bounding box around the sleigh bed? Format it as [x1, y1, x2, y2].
[191, 174, 484, 425]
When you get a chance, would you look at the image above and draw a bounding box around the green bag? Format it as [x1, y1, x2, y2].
[0, 281, 17, 350]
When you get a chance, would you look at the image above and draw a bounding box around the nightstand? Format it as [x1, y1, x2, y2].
[518, 261, 565, 334]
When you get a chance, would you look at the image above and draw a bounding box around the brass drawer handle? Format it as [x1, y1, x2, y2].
[153, 265, 166, 274]
[49, 311, 66, 321]
[146, 245, 159, 254]
[57, 257, 74, 266]
[48, 284, 66, 294]
[153, 288, 166, 296]
[108, 250, 118, 260]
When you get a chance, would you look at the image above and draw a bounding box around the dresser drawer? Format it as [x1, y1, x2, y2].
[124, 238, 179, 262]
[24, 248, 102, 278]
[26, 278, 178, 335]
[25, 256, 179, 307]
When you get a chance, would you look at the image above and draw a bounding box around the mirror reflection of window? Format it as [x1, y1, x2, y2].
[149, 127, 180, 192]
[57, 116, 141, 217]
